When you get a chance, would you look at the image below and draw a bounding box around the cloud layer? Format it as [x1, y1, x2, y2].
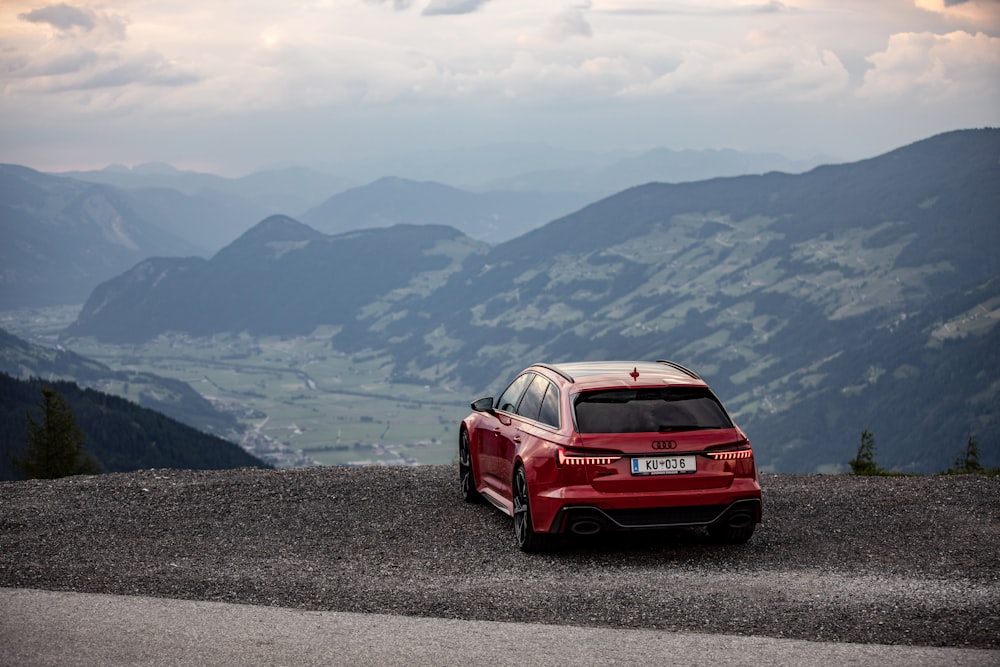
[1, 0, 997, 172]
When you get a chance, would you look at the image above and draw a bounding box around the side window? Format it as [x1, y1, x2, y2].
[516, 374, 548, 421]
[538, 382, 560, 428]
[514, 375, 560, 428]
[497, 373, 532, 413]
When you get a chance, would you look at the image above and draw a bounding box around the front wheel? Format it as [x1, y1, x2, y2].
[512, 466, 553, 552]
[459, 430, 482, 503]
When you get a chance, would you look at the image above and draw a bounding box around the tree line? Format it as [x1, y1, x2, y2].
[9, 381, 996, 480]
[849, 429, 997, 476]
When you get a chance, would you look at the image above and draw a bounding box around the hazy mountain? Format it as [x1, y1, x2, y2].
[59, 145, 821, 249]
[61, 162, 351, 215]
[300, 176, 598, 243]
[314, 142, 631, 189]
[0, 165, 201, 308]
[314, 142, 827, 192]
[59, 163, 355, 253]
[480, 146, 825, 195]
[61, 129, 1000, 473]
[0, 372, 270, 481]
[66, 216, 489, 342]
[120, 187, 263, 252]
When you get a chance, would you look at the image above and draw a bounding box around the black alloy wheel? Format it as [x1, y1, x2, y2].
[459, 430, 482, 503]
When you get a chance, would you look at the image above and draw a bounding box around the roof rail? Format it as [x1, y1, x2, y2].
[656, 359, 701, 379]
[533, 363, 575, 383]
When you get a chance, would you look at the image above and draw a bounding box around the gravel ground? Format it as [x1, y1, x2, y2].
[1, 467, 998, 649]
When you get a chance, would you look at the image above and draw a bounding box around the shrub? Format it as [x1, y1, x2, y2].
[848, 430, 886, 475]
[943, 434, 998, 475]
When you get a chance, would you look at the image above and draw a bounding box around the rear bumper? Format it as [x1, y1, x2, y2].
[548, 497, 762, 535]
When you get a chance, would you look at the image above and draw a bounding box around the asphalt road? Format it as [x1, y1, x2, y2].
[2, 588, 998, 667]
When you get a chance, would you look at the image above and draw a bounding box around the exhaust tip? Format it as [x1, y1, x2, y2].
[571, 520, 601, 535]
[727, 513, 753, 529]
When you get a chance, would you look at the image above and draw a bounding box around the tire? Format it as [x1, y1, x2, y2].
[707, 521, 756, 544]
[512, 466, 554, 552]
[459, 430, 482, 504]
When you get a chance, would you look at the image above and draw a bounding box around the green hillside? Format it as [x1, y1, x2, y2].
[0, 373, 270, 480]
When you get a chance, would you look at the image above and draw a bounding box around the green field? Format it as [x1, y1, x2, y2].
[74, 331, 470, 466]
[4, 311, 470, 468]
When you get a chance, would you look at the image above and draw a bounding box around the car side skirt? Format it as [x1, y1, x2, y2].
[480, 486, 514, 517]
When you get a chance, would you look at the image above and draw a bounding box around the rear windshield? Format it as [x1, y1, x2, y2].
[573, 387, 733, 434]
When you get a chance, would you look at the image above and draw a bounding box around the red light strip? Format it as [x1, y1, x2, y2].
[557, 450, 622, 466]
[705, 450, 753, 460]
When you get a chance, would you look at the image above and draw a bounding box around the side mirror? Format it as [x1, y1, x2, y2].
[471, 397, 494, 412]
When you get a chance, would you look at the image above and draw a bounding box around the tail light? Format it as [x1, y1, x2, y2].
[556, 448, 622, 467]
[705, 450, 753, 461]
[704, 441, 756, 477]
[555, 447, 622, 484]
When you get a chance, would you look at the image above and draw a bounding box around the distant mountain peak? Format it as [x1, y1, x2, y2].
[230, 215, 325, 246]
[131, 162, 184, 175]
[366, 175, 460, 194]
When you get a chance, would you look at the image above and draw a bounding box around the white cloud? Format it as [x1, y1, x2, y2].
[592, 0, 794, 17]
[423, 0, 492, 16]
[17, 2, 127, 40]
[859, 30, 1000, 101]
[364, 0, 415, 9]
[484, 51, 640, 101]
[3, 3, 196, 105]
[0, 0, 997, 171]
[543, 3, 594, 42]
[914, 0, 1000, 31]
[18, 3, 96, 32]
[622, 42, 851, 103]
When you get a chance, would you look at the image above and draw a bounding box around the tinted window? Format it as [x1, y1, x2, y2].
[497, 373, 532, 413]
[538, 382, 560, 428]
[573, 387, 732, 434]
[517, 375, 548, 421]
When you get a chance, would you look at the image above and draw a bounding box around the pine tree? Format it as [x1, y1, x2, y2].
[15, 386, 100, 479]
[849, 429, 883, 475]
[947, 434, 984, 474]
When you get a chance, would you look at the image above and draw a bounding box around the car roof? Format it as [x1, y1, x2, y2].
[531, 360, 708, 390]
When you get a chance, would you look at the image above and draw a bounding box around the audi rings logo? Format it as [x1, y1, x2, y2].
[651, 440, 678, 450]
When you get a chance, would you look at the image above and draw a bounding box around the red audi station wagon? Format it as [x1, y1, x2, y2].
[458, 360, 762, 551]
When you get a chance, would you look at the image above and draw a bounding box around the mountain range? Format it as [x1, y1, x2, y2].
[0, 165, 199, 308]
[66, 219, 487, 341]
[59, 128, 1000, 474]
[61, 143, 819, 197]
[300, 177, 596, 244]
[3, 144, 818, 309]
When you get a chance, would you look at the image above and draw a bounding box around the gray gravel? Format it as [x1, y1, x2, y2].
[2, 467, 998, 649]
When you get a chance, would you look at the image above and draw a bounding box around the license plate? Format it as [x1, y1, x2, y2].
[631, 456, 696, 475]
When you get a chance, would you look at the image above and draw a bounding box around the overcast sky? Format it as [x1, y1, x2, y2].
[1, 0, 998, 175]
